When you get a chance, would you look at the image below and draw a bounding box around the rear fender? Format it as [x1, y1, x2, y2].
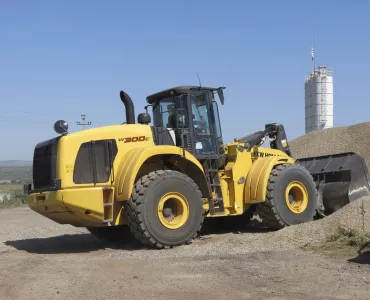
[115, 145, 206, 201]
[244, 156, 294, 203]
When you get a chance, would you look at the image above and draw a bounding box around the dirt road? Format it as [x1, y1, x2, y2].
[0, 207, 369, 300]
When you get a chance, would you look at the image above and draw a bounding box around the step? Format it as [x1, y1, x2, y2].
[213, 212, 226, 216]
[208, 199, 215, 215]
[208, 198, 225, 215]
[212, 197, 224, 201]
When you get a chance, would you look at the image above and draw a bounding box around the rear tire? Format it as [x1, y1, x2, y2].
[127, 170, 205, 249]
[256, 163, 317, 230]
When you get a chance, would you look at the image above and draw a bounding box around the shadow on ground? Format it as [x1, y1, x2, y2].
[348, 250, 370, 265]
[4, 215, 270, 255]
[4, 233, 144, 254]
[199, 216, 271, 236]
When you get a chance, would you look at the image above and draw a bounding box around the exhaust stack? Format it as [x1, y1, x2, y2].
[120, 90, 136, 124]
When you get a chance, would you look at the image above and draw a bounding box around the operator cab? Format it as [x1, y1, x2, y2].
[146, 86, 225, 160]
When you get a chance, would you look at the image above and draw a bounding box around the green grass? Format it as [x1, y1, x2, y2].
[303, 227, 370, 259]
[327, 227, 370, 247]
[0, 165, 32, 181]
[0, 184, 23, 193]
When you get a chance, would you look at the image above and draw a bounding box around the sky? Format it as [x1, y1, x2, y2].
[0, 0, 369, 160]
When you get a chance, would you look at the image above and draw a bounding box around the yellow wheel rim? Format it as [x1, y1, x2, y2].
[157, 192, 189, 229]
[285, 181, 308, 214]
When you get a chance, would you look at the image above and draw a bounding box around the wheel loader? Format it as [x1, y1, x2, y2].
[25, 86, 370, 249]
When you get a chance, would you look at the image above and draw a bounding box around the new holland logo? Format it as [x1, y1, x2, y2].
[256, 152, 277, 157]
[118, 136, 150, 143]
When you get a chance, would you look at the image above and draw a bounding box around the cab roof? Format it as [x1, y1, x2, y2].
[146, 86, 216, 104]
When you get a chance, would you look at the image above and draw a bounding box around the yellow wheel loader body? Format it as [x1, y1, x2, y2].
[28, 123, 152, 227]
[210, 143, 294, 216]
[26, 126, 292, 227]
[27, 123, 210, 228]
[25, 86, 370, 249]
[115, 145, 205, 202]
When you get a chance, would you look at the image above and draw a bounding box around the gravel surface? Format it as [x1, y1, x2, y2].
[1, 195, 369, 258]
[0, 207, 303, 258]
[0, 207, 369, 300]
[290, 122, 370, 170]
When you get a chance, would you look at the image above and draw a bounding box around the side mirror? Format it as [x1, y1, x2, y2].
[217, 88, 225, 105]
[144, 104, 152, 113]
[54, 120, 68, 135]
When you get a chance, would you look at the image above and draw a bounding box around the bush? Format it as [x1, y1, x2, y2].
[0, 189, 27, 208]
[327, 226, 370, 247]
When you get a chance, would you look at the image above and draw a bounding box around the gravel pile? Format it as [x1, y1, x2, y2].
[272, 196, 370, 247]
[287, 122, 370, 245]
[289, 122, 370, 170]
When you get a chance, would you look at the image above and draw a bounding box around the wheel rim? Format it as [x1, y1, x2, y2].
[285, 181, 308, 214]
[157, 192, 189, 229]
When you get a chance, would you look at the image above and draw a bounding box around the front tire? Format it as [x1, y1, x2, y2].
[127, 170, 205, 249]
[257, 163, 317, 229]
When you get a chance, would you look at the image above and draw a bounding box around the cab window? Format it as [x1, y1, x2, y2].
[152, 95, 188, 128]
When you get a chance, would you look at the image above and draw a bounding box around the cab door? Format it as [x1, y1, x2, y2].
[189, 90, 219, 159]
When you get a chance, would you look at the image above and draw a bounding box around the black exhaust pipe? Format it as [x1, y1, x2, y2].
[120, 90, 135, 124]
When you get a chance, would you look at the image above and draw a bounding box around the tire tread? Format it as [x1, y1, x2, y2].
[256, 163, 316, 230]
[127, 170, 204, 249]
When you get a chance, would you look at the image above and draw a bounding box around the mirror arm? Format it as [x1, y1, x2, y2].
[144, 104, 152, 113]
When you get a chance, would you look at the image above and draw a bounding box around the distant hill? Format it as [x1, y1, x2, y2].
[0, 161, 32, 182]
[0, 160, 32, 167]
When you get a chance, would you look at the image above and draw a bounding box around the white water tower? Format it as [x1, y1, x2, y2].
[304, 66, 333, 134]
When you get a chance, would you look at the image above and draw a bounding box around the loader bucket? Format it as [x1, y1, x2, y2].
[295, 152, 370, 215]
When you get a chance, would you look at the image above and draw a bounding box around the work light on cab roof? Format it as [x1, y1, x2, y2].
[54, 120, 68, 135]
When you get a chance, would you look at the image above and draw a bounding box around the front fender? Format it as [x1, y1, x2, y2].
[115, 145, 204, 201]
[244, 156, 294, 203]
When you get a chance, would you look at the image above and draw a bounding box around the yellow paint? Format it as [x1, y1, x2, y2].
[28, 190, 67, 214]
[115, 145, 204, 201]
[204, 143, 295, 217]
[28, 187, 117, 227]
[285, 181, 308, 214]
[65, 164, 73, 174]
[157, 192, 189, 229]
[28, 123, 207, 228]
[220, 143, 253, 215]
[28, 120, 299, 229]
[57, 124, 154, 189]
[244, 152, 294, 203]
